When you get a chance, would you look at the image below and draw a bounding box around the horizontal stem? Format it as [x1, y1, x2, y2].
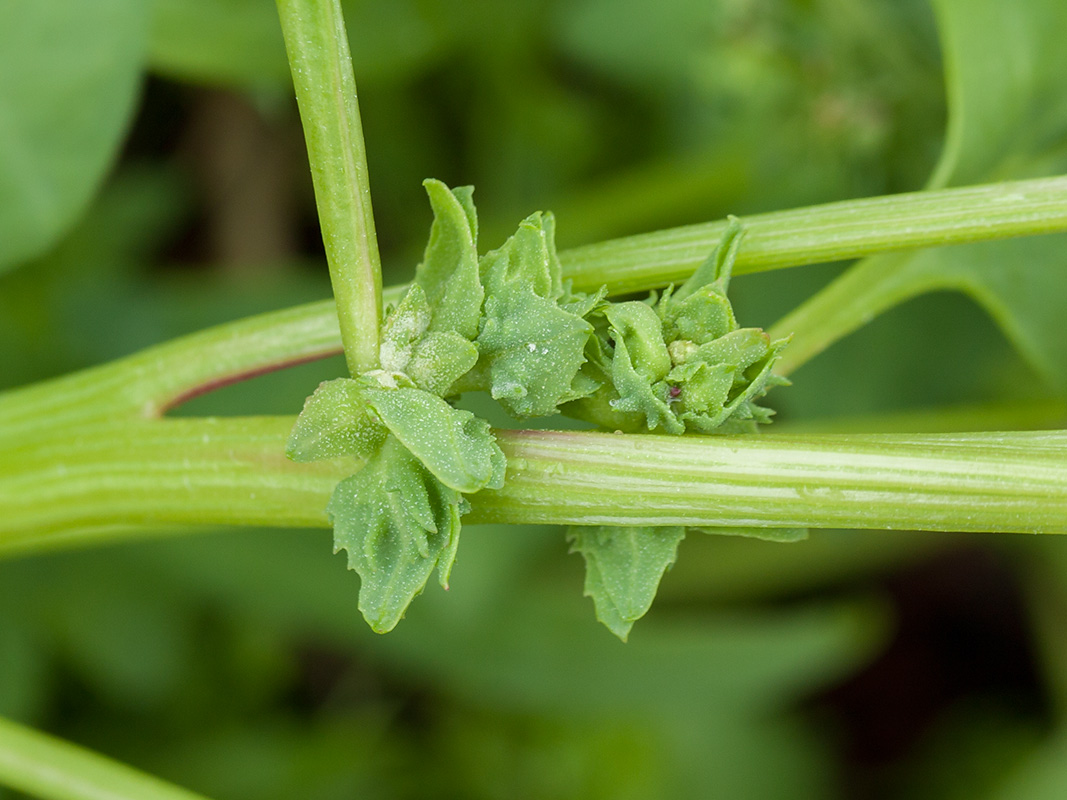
[482, 429, 1067, 532]
[3, 420, 1066, 555]
[0, 715, 210, 800]
[4, 178, 1064, 425]
[562, 174, 1067, 293]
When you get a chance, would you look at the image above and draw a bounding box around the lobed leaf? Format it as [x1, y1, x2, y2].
[329, 436, 466, 633]
[568, 525, 687, 641]
[479, 212, 562, 301]
[477, 291, 595, 418]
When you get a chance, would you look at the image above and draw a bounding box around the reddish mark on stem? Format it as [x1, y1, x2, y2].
[158, 348, 344, 415]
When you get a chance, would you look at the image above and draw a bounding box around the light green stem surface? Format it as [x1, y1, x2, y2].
[276, 0, 381, 375]
[562, 175, 1067, 292]
[0, 715, 211, 800]
[5, 178, 1063, 427]
[3, 420, 1066, 555]
[4, 177, 1067, 556]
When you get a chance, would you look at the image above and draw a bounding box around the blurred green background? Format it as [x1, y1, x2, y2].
[3, 0, 1067, 797]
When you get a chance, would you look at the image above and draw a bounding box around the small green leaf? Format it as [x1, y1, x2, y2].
[567, 525, 686, 641]
[477, 290, 594, 418]
[365, 387, 505, 493]
[415, 179, 484, 340]
[329, 436, 465, 633]
[603, 301, 672, 382]
[608, 335, 682, 433]
[479, 212, 561, 300]
[673, 215, 745, 300]
[287, 378, 386, 462]
[405, 331, 479, 397]
[659, 284, 737, 346]
[379, 283, 433, 374]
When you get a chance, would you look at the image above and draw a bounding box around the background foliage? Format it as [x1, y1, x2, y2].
[2, 0, 1067, 797]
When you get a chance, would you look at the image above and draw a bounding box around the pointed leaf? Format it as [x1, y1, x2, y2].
[674, 216, 745, 300]
[568, 525, 686, 641]
[329, 437, 465, 633]
[480, 212, 558, 300]
[608, 335, 681, 433]
[365, 387, 505, 493]
[414, 179, 484, 340]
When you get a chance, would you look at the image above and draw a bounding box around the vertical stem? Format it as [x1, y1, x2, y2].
[276, 0, 382, 375]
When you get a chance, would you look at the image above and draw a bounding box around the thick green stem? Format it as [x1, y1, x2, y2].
[0, 715, 211, 800]
[3, 421, 1066, 555]
[3, 178, 1067, 557]
[277, 0, 381, 375]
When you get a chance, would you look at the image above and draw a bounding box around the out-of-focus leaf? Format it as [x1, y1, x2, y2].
[780, 0, 1067, 392]
[904, 235, 1067, 391]
[991, 729, 1067, 800]
[149, 0, 290, 88]
[0, 621, 47, 722]
[928, 0, 1067, 188]
[877, 700, 1043, 800]
[554, 0, 719, 88]
[0, 0, 147, 273]
[694, 527, 808, 543]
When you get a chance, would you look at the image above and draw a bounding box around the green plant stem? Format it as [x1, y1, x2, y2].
[0, 715, 211, 800]
[768, 251, 937, 376]
[3, 421, 1066, 555]
[276, 0, 382, 375]
[4, 179, 1063, 428]
[562, 175, 1067, 293]
[3, 178, 1067, 557]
